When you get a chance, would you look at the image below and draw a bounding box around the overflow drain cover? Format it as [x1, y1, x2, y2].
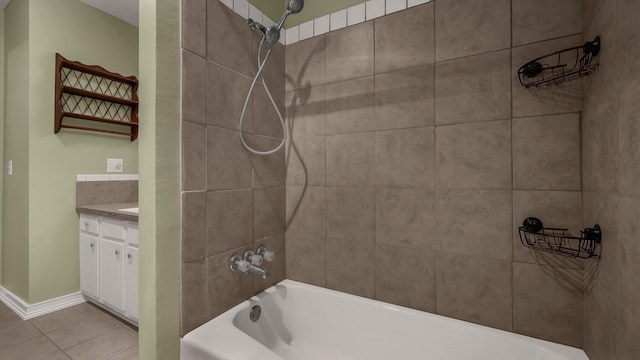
[250, 305, 261, 322]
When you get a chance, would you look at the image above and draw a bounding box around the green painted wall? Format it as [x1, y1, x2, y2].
[2, 0, 30, 301]
[2, 0, 138, 304]
[0, 10, 5, 285]
[249, 0, 367, 28]
[26, 0, 139, 304]
[138, 0, 180, 358]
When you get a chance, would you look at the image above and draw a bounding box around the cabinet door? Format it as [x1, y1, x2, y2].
[100, 239, 125, 311]
[79, 233, 99, 299]
[125, 246, 139, 320]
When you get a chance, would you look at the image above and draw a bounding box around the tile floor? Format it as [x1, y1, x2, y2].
[0, 301, 138, 360]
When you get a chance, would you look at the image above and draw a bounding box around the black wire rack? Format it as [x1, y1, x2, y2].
[517, 36, 601, 88]
[518, 217, 602, 259]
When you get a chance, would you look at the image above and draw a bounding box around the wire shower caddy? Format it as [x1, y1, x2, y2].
[518, 217, 602, 259]
[517, 36, 601, 88]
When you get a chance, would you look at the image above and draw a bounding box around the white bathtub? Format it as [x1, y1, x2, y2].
[181, 280, 589, 360]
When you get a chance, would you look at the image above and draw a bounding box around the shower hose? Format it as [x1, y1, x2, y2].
[238, 37, 287, 155]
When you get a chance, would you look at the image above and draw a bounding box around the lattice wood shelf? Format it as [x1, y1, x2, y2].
[55, 54, 139, 141]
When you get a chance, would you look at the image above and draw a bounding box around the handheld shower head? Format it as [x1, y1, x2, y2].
[287, 0, 304, 14]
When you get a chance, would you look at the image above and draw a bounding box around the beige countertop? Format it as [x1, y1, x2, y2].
[76, 202, 139, 222]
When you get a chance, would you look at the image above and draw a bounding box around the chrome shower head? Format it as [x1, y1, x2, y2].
[287, 0, 304, 14]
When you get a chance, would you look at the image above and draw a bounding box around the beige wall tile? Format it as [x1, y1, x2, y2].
[207, 0, 253, 76]
[252, 85, 285, 139]
[253, 235, 286, 293]
[207, 62, 253, 132]
[513, 262, 583, 347]
[76, 182, 120, 206]
[182, 0, 206, 57]
[583, 285, 623, 360]
[326, 21, 374, 83]
[435, 0, 510, 61]
[182, 191, 206, 262]
[326, 133, 374, 187]
[207, 126, 252, 190]
[513, 0, 582, 46]
[436, 189, 512, 260]
[286, 186, 326, 239]
[513, 114, 581, 191]
[583, 192, 619, 296]
[252, 136, 285, 188]
[375, 65, 435, 130]
[376, 245, 436, 312]
[285, 135, 326, 186]
[618, 197, 640, 319]
[326, 187, 374, 242]
[182, 121, 206, 191]
[376, 188, 436, 249]
[182, 50, 206, 124]
[513, 190, 583, 268]
[327, 237, 375, 298]
[119, 181, 138, 203]
[206, 189, 253, 255]
[435, 50, 511, 125]
[254, 35, 285, 94]
[436, 253, 512, 331]
[375, 127, 435, 188]
[436, 120, 511, 189]
[253, 187, 285, 241]
[512, 35, 583, 118]
[286, 85, 326, 137]
[181, 259, 207, 335]
[326, 77, 375, 135]
[286, 236, 326, 287]
[285, 35, 326, 91]
[375, 2, 434, 73]
[206, 245, 254, 319]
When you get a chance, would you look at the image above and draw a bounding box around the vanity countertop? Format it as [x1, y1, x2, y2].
[77, 202, 138, 222]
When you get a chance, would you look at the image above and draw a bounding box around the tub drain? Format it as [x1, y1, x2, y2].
[250, 305, 261, 322]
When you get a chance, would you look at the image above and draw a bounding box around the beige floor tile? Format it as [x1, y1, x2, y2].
[30, 303, 110, 334]
[65, 326, 137, 360]
[110, 346, 138, 360]
[0, 318, 42, 351]
[46, 316, 122, 350]
[0, 336, 70, 360]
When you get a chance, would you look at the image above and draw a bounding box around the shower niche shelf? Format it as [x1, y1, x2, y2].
[55, 54, 139, 141]
[517, 36, 601, 88]
[518, 217, 602, 259]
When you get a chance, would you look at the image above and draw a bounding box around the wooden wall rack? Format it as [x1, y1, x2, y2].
[55, 54, 139, 141]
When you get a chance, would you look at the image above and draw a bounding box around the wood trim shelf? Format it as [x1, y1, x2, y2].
[55, 54, 139, 141]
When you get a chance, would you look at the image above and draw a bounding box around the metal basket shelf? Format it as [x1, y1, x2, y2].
[517, 36, 601, 88]
[518, 217, 602, 259]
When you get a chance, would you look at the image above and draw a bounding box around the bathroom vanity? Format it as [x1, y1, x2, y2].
[77, 204, 139, 324]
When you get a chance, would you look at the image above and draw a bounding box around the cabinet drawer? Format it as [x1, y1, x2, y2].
[101, 218, 126, 240]
[80, 214, 99, 235]
[127, 222, 139, 247]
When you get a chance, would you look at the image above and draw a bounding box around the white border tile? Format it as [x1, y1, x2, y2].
[330, 9, 347, 31]
[408, 0, 430, 7]
[286, 25, 300, 45]
[386, 0, 407, 14]
[233, 0, 249, 19]
[348, 4, 366, 26]
[299, 20, 314, 40]
[366, 0, 386, 20]
[220, 0, 233, 9]
[314, 15, 330, 36]
[248, 4, 263, 24]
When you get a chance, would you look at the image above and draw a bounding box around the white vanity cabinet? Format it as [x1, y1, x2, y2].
[79, 213, 139, 324]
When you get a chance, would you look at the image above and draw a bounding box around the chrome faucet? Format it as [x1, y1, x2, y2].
[229, 247, 275, 280]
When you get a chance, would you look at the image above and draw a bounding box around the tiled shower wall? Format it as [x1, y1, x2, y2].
[285, 0, 586, 347]
[180, 0, 286, 335]
[582, 0, 640, 358]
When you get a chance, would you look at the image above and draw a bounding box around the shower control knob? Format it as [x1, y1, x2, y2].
[229, 255, 251, 273]
[257, 247, 275, 262]
[244, 250, 264, 266]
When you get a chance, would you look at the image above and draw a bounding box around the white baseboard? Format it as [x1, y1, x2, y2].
[0, 286, 86, 320]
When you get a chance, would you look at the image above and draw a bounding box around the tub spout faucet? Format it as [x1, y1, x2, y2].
[229, 255, 270, 279]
